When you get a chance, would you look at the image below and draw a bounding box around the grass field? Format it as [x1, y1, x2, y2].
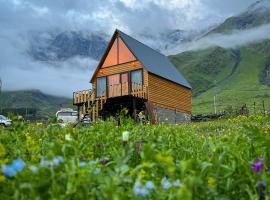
[0, 116, 269, 199]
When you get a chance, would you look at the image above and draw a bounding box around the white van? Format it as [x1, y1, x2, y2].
[0, 115, 12, 127]
[56, 108, 78, 126]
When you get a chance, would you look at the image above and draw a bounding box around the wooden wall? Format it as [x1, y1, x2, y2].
[91, 60, 146, 92]
[148, 73, 192, 113]
[95, 60, 142, 78]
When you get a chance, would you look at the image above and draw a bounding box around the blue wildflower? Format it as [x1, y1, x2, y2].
[89, 160, 97, 166]
[172, 179, 181, 186]
[52, 156, 64, 166]
[93, 168, 101, 175]
[2, 158, 26, 177]
[133, 181, 149, 197]
[29, 165, 38, 172]
[40, 157, 49, 167]
[145, 181, 155, 190]
[161, 177, 172, 190]
[79, 162, 87, 167]
[2, 165, 16, 177]
[11, 158, 25, 172]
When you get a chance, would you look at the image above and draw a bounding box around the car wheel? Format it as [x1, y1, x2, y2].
[0, 123, 5, 128]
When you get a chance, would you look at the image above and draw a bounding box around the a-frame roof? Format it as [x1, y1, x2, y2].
[91, 29, 191, 89]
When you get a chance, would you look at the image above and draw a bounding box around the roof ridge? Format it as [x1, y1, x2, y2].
[117, 30, 167, 58]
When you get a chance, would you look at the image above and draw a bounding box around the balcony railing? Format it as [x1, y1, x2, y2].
[73, 82, 148, 105]
[73, 89, 93, 105]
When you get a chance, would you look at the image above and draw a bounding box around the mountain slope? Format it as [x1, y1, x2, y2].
[28, 31, 108, 61]
[170, 40, 270, 114]
[207, 0, 270, 35]
[0, 90, 72, 117]
[169, 47, 237, 96]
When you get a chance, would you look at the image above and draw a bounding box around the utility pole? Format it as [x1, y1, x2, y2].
[214, 95, 217, 114]
[213, 80, 217, 114]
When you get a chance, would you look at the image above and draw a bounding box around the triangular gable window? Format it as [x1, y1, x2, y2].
[102, 38, 118, 67]
[118, 37, 136, 64]
[102, 36, 136, 68]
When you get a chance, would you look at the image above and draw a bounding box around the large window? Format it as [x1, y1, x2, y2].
[96, 77, 107, 97]
[101, 36, 136, 68]
[131, 70, 143, 90]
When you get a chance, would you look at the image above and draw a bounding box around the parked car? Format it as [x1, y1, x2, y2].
[0, 115, 12, 127]
[56, 108, 78, 126]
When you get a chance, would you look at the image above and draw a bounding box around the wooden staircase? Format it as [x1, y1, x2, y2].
[89, 97, 107, 121]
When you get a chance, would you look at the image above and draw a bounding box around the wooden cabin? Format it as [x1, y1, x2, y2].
[73, 30, 192, 123]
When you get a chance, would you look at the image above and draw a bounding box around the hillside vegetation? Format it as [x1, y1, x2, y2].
[0, 90, 72, 117]
[170, 40, 270, 114]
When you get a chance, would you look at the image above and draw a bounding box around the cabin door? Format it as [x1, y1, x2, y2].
[121, 73, 129, 96]
[108, 74, 121, 97]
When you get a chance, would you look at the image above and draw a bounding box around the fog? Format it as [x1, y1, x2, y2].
[167, 23, 270, 55]
[0, 0, 258, 97]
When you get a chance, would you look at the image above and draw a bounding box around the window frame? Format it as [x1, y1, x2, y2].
[130, 69, 143, 85]
[96, 76, 107, 97]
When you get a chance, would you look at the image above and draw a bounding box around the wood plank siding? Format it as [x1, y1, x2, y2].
[148, 73, 192, 113]
[92, 60, 143, 90]
[95, 60, 142, 78]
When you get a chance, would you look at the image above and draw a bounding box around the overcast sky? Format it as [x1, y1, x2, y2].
[0, 0, 258, 97]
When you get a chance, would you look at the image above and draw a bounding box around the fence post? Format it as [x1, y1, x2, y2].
[253, 102, 256, 115]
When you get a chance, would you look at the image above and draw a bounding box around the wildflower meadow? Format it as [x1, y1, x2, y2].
[0, 115, 269, 199]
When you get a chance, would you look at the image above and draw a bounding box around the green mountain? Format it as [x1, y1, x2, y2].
[170, 40, 270, 114]
[169, 0, 270, 114]
[0, 90, 72, 118]
[206, 0, 270, 35]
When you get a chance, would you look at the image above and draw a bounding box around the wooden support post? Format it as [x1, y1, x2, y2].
[132, 97, 136, 120]
[96, 100, 99, 120]
[77, 106, 80, 121]
[92, 105, 95, 122]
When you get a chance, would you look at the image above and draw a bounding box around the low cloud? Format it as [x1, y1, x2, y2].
[0, 0, 258, 97]
[0, 30, 98, 97]
[167, 23, 270, 55]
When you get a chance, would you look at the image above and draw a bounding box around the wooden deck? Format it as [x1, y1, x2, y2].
[73, 83, 148, 105]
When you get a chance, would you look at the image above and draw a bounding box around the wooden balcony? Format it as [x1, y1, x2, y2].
[73, 89, 94, 105]
[73, 83, 148, 105]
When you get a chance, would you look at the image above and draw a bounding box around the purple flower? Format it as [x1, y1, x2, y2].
[257, 180, 265, 200]
[258, 180, 265, 189]
[251, 158, 263, 175]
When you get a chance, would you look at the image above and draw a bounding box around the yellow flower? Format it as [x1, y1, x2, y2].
[208, 177, 217, 188]
[0, 144, 6, 158]
[0, 175, 5, 182]
[168, 166, 176, 174]
[36, 122, 43, 126]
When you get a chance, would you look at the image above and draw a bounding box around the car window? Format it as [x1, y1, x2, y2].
[57, 112, 77, 117]
[0, 115, 6, 120]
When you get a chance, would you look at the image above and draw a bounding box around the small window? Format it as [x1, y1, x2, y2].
[96, 77, 107, 97]
[57, 112, 72, 117]
[131, 70, 142, 84]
